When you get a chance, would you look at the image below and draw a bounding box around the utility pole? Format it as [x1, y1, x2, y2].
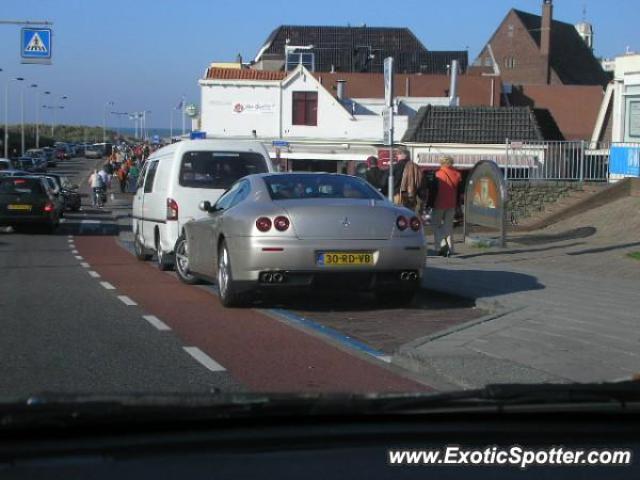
[37, 90, 50, 148]
[4, 76, 24, 158]
[103, 100, 114, 143]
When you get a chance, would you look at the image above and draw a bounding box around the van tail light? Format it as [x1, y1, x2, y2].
[273, 216, 290, 231]
[396, 215, 408, 231]
[256, 217, 272, 232]
[43, 202, 55, 213]
[166, 198, 179, 220]
[410, 216, 421, 231]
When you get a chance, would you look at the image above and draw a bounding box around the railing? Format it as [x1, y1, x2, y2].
[414, 141, 624, 182]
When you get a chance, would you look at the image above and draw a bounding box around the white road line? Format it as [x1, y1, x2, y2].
[183, 347, 226, 372]
[67, 235, 73, 239]
[100, 281, 115, 290]
[80, 262, 90, 268]
[142, 315, 171, 331]
[88, 271, 101, 278]
[117, 295, 137, 306]
[81, 219, 101, 224]
[74, 255, 83, 260]
[71, 249, 79, 254]
[378, 355, 392, 363]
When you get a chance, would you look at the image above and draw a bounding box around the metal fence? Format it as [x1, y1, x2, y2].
[414, 141, 621, 182]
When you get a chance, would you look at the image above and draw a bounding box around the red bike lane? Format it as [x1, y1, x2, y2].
[74, 236, 431, 394]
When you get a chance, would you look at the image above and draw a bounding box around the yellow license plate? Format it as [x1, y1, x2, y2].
[317, 252, 374, 266]
[7, 204, 32, 211]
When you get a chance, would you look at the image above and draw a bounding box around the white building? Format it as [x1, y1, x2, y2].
[198, 64, 456, 172]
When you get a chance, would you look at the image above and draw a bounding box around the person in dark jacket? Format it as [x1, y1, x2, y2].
[364, 156, 388, 195]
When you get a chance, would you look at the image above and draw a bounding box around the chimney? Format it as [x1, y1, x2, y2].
[541, 0, 553, 83]
[336, 79, 346, 101]
[449, 60, 459, 106]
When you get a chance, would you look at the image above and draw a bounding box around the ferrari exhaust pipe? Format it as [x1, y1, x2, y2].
[400, 272, 409, 281]
[408, 272, 418, 281]
[273, 272, 284, 283]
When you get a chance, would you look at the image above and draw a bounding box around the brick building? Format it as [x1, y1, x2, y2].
[471, 0, 609, 86]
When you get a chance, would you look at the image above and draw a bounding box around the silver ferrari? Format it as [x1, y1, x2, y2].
[175, 173, 426, 307]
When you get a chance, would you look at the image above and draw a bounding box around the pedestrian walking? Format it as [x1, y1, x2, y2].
[391, 149, 410, 205]
[117, 165, 128, 193]
[431, 156, 462, 257]
[364, 156, 387, 195]
[127, 164, 140, 193]
[399, 152, 422, 210]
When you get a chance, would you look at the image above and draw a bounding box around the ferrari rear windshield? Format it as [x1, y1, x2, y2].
[179, 151, 269, 189]
[263, 174, 382, 200]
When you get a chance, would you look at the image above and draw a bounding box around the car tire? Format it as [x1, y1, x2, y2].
[174, 234, 200, 285]
[375, 290, 416, 307]
[156, 240, 173, 271]
[217, 240, 250, 308]
[134, 230, 152, 261]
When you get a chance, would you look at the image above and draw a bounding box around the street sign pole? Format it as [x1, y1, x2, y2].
[383, 57, 394, 202]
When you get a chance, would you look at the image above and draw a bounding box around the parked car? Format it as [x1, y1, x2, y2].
[84, 146, 103, 159]
[41, 147, 57, 167]
[175, 173, 426, 307]
[0, 169, 29, 177]
[132, 140, 274, 271]
[29, 172, 81, 211]
[54, 143, 71, 160]
[0, 158, 12, 171]
[13, 157, 41, 173]
[0, 176, 62, 233]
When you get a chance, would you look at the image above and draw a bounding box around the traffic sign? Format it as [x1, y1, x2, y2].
[272, 140, 289, 147]
[21, 28, 52, 64]
[382, 108, 393, 146]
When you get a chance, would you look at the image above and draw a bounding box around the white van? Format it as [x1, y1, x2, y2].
[131, 140, 273, 269]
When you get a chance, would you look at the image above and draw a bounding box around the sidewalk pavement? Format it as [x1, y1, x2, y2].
[394, 200, 640, 390]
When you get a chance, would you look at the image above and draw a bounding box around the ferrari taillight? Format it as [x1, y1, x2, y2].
[410, 216, 421, 231]
[256, 217, 272, 232]
[43, 202, 55, 213]
[273, 216, 290, 231]
[396, 215, 408, 231]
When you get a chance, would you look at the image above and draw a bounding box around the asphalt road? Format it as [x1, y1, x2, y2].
[1, 156, 483, 399]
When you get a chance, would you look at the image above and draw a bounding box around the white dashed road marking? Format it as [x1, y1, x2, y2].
[71, 249, 79, 254]
[142, 315, 171, 331]
[81, 219, 101, 224]
[88, 271, 101, 278]
[80, 262, 90, 268]
[100, 281, 115, 290]
[183, 347, 226, 372]
[74, 255, 83, 260]
[118, 295, 137, 306]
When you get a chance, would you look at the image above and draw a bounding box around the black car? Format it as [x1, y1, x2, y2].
[0, 176, 62, 233]
[29, 172, 81, 211]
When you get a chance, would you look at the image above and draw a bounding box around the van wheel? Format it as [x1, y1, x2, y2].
[175, 235, 200, 285]
[217, 241, 250, 308]
[134, 231, 151, 261]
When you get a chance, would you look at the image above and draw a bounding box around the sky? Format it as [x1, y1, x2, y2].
[0, 0, 638, 129]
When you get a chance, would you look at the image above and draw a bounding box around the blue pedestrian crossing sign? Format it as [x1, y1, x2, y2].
[21, 28, 52, 64]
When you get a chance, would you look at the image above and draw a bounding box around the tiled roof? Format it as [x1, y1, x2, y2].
[256, 25, 468, 74]
[204, 68, 286, 81]
[402, 106, 563, 144]
[315, 72, 501, 106]
[509, 84, 604, 140]
[512, 10, 610, 86]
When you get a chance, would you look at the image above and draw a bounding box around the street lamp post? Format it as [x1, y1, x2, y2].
[38, 91, 50, 148]
[103, 101, 114, 143]
[4, 77, 24, 158]
[26, 84, 38, 152]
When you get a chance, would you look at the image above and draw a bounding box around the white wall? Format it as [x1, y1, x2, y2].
[200, 82, 280, 138]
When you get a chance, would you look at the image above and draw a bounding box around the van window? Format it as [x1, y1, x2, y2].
[179, 151, 268, 190]
[144, 161, 159, 193]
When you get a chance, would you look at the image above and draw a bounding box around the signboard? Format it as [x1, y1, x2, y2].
[610, 145, 640, 177]
[464, 160, 508, 247]
[628, 101, 640, 138]
[21, 28, 52, 64]
[152, 134, 160, 144]
[382, 107, 393, 146]
[377, 148, 400, 169]
[272, 140, 289, 148]
[383, 57, 394, 107]
[185, 103, 199, 118]
[232, 102, 275, 114]
[190, 131, 206, 140]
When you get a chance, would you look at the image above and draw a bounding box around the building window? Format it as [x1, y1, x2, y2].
[504, 57, 516, 69]
[292, 91, 318, 126]
[286, 52, 315, 72]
